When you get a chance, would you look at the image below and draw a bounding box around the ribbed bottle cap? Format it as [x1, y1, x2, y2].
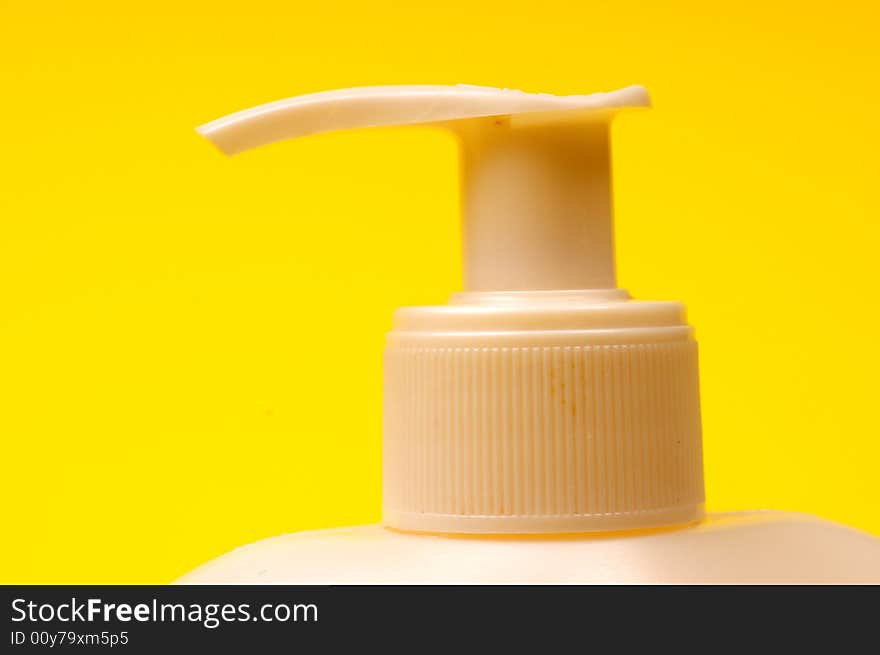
[382, 291, 704, 533]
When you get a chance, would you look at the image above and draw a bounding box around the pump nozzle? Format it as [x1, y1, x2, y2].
[198, 85, 649, 292]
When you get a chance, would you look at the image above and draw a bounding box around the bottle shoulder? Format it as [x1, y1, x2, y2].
[177, 511, 880, 584]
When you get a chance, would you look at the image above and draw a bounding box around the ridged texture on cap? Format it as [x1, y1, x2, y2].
[383, 339, 704, 533]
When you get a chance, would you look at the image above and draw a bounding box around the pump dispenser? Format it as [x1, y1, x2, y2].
[180, 85, 880, 584]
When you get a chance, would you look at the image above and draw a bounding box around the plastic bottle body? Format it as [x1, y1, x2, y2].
[178, 511, 880, 584]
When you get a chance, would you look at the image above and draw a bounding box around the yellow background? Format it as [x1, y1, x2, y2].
[2, 1, 878, 583]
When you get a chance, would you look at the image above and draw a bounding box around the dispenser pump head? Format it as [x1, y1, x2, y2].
[199, 85, 706, 535]
[198, 84, 650, 292]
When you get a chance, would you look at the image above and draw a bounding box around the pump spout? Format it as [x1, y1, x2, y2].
[197, 85, 647, 293]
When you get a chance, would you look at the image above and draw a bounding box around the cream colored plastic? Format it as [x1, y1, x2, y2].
[183, 84, 880, 583]
[180, 512, 880, 584]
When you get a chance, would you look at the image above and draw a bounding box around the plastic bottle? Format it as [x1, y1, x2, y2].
[179, 85, 880, 583]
